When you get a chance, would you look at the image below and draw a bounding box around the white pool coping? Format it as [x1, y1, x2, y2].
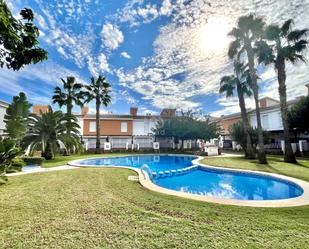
[67, 154, 309, 208]
[6, 165, 79, 176]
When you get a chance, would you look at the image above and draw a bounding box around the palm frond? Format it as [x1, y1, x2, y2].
[265, 24, 281, 40]
[292, 39, 309, 52]
[228, 39, 241, 59]
[281, 19, 293, 36]
[255, 40, 275, 64]
[287, 29, 309, 41]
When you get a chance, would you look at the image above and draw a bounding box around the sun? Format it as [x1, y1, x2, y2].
[201, 18, 231, 54]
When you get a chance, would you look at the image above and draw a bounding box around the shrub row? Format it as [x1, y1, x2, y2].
[22, 157, 45, 165]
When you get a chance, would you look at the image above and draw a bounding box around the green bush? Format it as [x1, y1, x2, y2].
[6, 158, 25, 173]
[229, 121, 270, 150]
[0, 137, 20, 184]
[22, 156, 45, 165]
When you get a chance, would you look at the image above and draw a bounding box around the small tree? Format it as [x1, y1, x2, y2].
[154, 111, 219, 149]
[4, 92, 32, 143]
[0, 137, 20, 184]
[229, 121, 269, 152]
[288, 95, 309, 132]
[0, 0, 48, 70]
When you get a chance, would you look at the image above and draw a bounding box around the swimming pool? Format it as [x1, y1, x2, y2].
[74, 155, 196, 171]
[69, 154, 308, 205]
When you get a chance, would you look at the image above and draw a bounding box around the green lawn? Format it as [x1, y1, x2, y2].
[200, 156, 309, 182]
[1, 156, 309, 248]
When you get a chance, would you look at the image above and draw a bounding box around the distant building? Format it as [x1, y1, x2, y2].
[217, 84, 309, 150]
[31, 105, 177, 150]
[32, 105, 50, 114]
[0, 100, 9, 135]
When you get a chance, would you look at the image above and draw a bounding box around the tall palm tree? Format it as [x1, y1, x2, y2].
[255, 19, 308, 163]
[83, 75, 111, 154]
[220, 61, 255, 159]
[228, 14, 267, 164]
[22, 107, 81, 160]
[52, 76, 84, 134]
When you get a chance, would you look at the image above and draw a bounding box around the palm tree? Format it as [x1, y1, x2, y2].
[228, 14, 267, 164]
[52, 76, 84, 135]
[255, 19, 308, 163]
[220, 61, 255, 159]
[83, 75, 111, 154]
[22, 107, 81, 160]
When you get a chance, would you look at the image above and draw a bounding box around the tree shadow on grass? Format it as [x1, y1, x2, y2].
[268, 156, 309, 168]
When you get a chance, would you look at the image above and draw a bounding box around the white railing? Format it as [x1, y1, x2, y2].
[140, 164, 154, 180]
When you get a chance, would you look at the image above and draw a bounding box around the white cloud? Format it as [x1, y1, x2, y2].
[121, 52, 131, 59]
[87, 54, 110, 76]
[160, 0, 172, 16]
[36, 14, 48, 30]
[0, 61, 87, 105]
[8, 0, 309, 115]
[57, 47, 66, 56]
[101, 23, 124, 50]
[115, 0, 309, 114]
[98, 54, 110, 72]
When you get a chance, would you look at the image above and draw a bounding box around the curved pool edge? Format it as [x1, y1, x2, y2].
[68, 155, 309, 208]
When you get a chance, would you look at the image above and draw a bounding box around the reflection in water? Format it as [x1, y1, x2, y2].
[155, 169, 303, 201]
[77, 155, 196, 172]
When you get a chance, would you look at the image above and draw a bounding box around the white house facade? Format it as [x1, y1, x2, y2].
[0, 100, 9, 135]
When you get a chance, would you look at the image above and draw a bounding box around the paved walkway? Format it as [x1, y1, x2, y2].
[212, 153, 242, 158]
[6, 153, 241, 177]
[6, 165, 78, 177]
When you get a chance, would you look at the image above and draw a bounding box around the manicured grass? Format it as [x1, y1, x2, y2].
[200, 156, 309, 182]
[1, 156, 309, 248]
[42, 153, 131, 168]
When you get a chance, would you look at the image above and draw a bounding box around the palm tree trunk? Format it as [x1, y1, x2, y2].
[95, 97, 101, 154]
[65, 103, 73, 156]
[245, 42, 267, 164]
[237, 85, 255, 159]
[66, 102, 73, 135]
[276, 57, 297, 163]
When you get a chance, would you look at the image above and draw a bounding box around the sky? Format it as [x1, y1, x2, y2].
[1, 0, 309, 116]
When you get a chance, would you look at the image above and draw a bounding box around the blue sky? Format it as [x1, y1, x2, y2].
[1, 0, 309, 116]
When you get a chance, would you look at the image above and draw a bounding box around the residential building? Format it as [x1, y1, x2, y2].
[31, 105, 176, 151]
[0, 100, 9, 135]
[78, 107, 174, 150]
[218, 84, 309, 151]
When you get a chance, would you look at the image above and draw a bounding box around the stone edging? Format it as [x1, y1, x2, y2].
[68, 155, 309, 208]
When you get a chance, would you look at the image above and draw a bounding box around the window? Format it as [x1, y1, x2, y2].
[262, 114, 269, 130]
[89, 121, 96, 132]
[121, 122, 128, 132]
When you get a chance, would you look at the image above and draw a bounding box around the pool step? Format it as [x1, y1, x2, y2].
[128, 175, 139, 182]
[153, 165, 198, 179]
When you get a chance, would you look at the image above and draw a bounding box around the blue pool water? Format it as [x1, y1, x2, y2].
[75, 155, 303, 201]
[75, 155, 196, 172]
[154, 168, 303, 200]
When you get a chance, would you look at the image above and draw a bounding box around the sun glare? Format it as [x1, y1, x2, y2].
[201, 18, 231, 54]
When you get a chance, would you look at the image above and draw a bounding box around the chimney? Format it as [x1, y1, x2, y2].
[160, 108, 176, 118]
[82, 106, 89, 115]
[306, 83, 309, 96]
[32, 105, 49, 114]
[259, 98, 267, 108]
[259, 97, 279, 108]
[130, 107, 138, 116]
